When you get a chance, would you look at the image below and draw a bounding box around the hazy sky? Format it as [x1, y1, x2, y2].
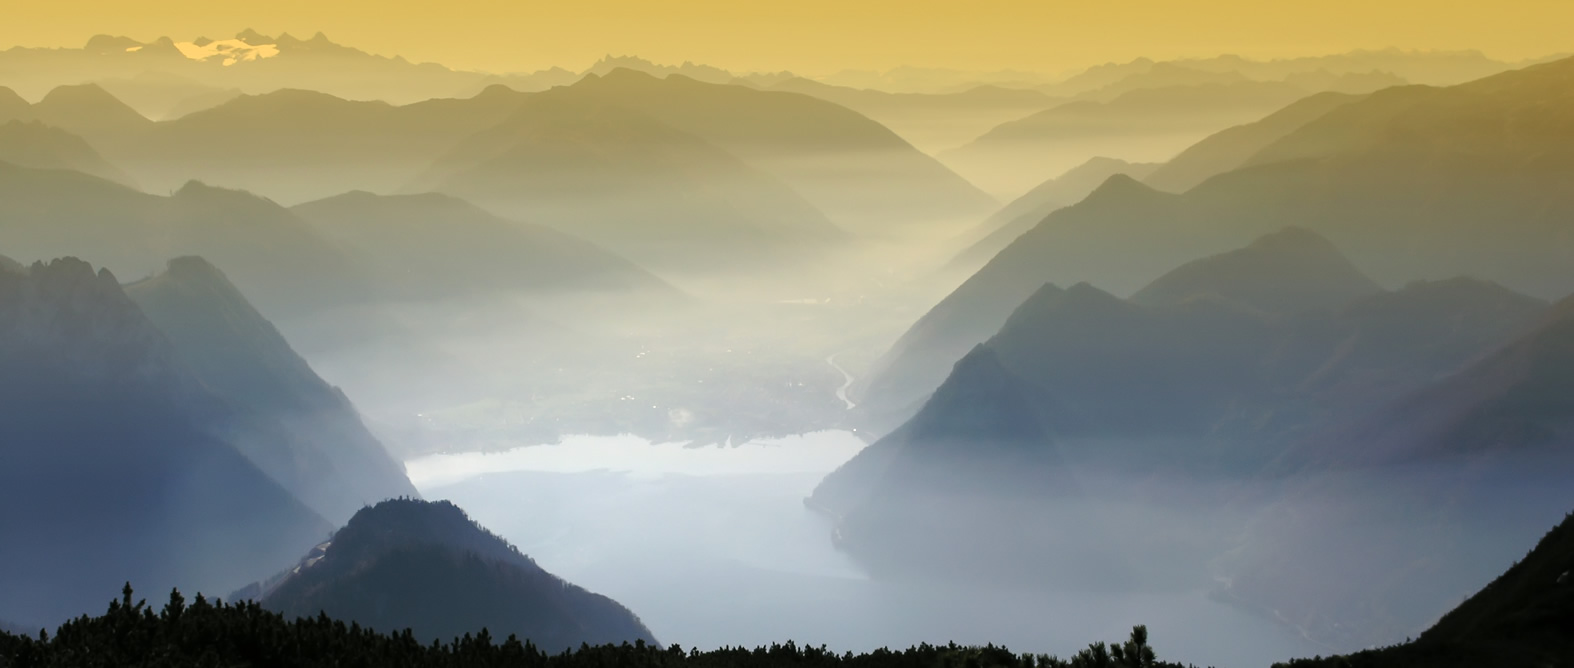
[7, 0, 1570, 74]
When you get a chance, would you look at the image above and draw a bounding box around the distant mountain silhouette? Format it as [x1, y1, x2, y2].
[949, 157, 1161, 271]
[1129, 227, 1383, 313]
[559, 69, 996, 235]
[939, 56, 1574, 303]
[763, 77, 1061, 152]
[0, 120, 135, 185]
[0, 164, 375, 318]
[1142, 91, 1364, 193]
[124, 256, 418, 524]
[941, 81, 1336, 197]
[291, 191, 674, 299]
[0, 31, 498, 106]
[0, 253, 20, 274]
[411, 95, 846, 271]
[0, 257, 330, 630]
[242, 499, 656, 651]
[125, 85, 531, 202]
[26, 83, 153, 150]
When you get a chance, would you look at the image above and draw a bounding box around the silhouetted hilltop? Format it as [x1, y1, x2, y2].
[0, 253, 21, 274]
[245, 499, 656, 651]
[124, 256, 418, 523]
[950, 157, 1161, 270]
[291, 191, 673, 299]
[0, 120, 134, 185]
[0, 257, 330, 629]
[1129, 227, 1383, 314]
[1143, 91, 1364, 193]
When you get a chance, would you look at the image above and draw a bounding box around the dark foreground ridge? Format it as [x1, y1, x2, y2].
[0, 587, 1193, 668]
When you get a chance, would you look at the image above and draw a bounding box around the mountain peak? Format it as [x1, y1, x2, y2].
[1080, 172, 1165, 206]
[38, 83, 118, 106]
[235, 28, 274, 44]
[1131, 227, 1381, 314]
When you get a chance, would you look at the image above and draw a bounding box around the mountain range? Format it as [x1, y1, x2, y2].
[820, 228, 1567, 647]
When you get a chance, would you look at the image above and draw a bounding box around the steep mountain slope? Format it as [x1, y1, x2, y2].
[413, 95, 846, 271]
[1142, 91, 1364, 193]
[291, 191, 672, 299]
[1216, 294, 1574, 649]
[816, 347, 1096, 584]
[829, 234, 1557, 636]
[0, 87, 30, 120]
[0, 258, 330, 629]
[851, 177, 1183, 435]
[947, 56, 1574, 305]
[557, 69, 996, 235]
[245, 499, 656, 651]
[949, 157, 1161, 271]
[124, 257, 417, 524]
[1280, 512, 1574, 668]
[0, 120, 135, 185]
[0, 163, 375, 318]
[1129, 227, 1383, 313]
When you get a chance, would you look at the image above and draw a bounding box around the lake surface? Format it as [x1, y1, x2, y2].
[408, 431, 1317, 667]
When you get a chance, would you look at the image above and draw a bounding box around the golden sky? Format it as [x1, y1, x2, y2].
[6, 0, 1569, 74]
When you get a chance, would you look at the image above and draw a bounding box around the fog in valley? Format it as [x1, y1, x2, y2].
[3, 20, 1574, 668]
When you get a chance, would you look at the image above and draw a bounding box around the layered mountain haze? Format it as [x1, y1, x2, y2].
[1128, 227, 1383, 313]
[290, 191, 672, 300]
[412, 94, 846, 273]
[0, 164, 374, 318]
[122, 84, 530, 203]
[0, 120, 134, 185]
[124, 256, 417, 524]
[5, 22, 1574, 667]
[761, 78, 1062, 153]
[0, 257, 331, 629]
[942, 79, 1383, 197]
[1141, 91, 1365, 193]
[557, 69, 996, 236]
[949, 157, 1162, 272]
[243, 499, 656, 652]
